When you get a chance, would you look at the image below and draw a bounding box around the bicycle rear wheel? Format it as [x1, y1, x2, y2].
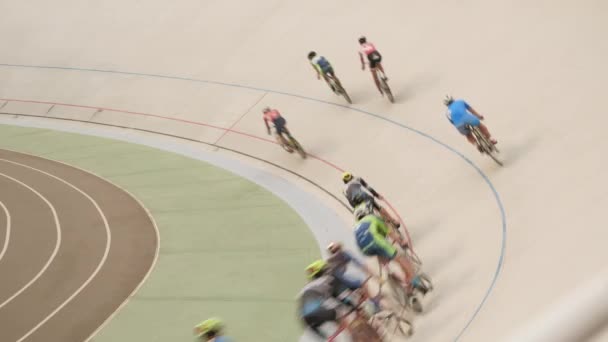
[375, 70, 393, 103]
[289, 136, 307, 159]
[278, 135, 294, 153]
[381, 79, 394, 103]
[334, 79, 352, 104]
[470, 126, 503, 166]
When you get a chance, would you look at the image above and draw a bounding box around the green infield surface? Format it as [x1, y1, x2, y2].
[0, 124, 320, 342]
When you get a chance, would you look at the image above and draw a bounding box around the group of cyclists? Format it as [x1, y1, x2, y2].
[265, 36, 498, 156]
[194, 36, 499, 342]
[299, 172, 431, 340]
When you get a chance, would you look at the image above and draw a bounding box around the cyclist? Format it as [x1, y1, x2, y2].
[299, 260, 377, 339]
[444, 95, 497, 151]
[326, 242, 382, 312]
[194, 318, 234, 342]
[352, 205, 427, 298]
[342, 172, 401, 229]
[262, 107, 292, 149]
[308, 51, 339, 94]
[358, 36, 387, 96]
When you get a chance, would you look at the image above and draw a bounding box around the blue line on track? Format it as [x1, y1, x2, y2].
[0, 62, 506, 340]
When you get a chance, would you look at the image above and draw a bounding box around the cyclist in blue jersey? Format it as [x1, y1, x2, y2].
[444, 95, 497, 151]
[308, 51, 339, 93]
[194, 318, 234, 342]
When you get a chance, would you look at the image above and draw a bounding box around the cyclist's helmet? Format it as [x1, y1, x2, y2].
[443, 95, 454, 106]
[327, 242, 343, 254]
[194, 318, 223, 338]
[358, 36, 367, 44]
[306, 259, 328, 279]
[308, 51, 317, 60]
[342, 172, 354, 183]
[353, 203, 372, 221]
[262, 106, 271, 113]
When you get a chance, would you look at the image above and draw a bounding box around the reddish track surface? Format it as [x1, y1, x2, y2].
[0, 149, 157, 342]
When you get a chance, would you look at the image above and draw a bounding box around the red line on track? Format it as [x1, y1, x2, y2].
[0, 98, 412, 247]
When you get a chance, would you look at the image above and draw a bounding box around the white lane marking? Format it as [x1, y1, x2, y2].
[0, 172, 61, 310]
[0, 149, 159, 342]
[0, 158, 112, 342]
[0, 201, 12, 263]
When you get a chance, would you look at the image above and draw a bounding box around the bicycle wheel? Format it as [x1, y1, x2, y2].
[381, 79, 394, 103]
[386, 274, 408, 309]
[372, 310, 413, 340]
[289, 136, 307, 159]
[278, 135, 294, 153]
[470, 126, 503, 166]
[334, 79, 352, 104]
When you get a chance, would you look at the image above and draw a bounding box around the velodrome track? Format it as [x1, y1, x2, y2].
[0, 148, 157, 341]
[1, 0, 608, 341]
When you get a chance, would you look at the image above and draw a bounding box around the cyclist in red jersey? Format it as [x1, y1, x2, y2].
[358, 36, 387, 96]
[262, 107, 291, 148]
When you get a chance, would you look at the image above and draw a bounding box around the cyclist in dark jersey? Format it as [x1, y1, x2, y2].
[342, 172, 401, 229]
[298, 260, 362, 339]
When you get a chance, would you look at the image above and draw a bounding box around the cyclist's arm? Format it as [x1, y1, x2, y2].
[263, 117, 271, 134]
[310, 62, 321, 79]
[445, 110, 454, 124]
[359, 52, 366, 70]
[466, 102, 484, 119]
[360, 178, 382, 199]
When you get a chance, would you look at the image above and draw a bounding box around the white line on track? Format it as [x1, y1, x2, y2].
[0, 149, 160, 342]
[0, 158, 112, 342]
[0, 201, 12, 263]
[0, 172, 62, 311]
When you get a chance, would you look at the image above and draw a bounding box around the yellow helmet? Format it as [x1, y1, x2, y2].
[342, 172, 353, 183]
[305, 260, 328, 279]
[194, 318, 223, 337]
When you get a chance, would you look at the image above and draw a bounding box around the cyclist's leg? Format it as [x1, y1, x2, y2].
[377, 62, 386, 77]
[371, 68, 382, 94]
[274, 118, 291, 146]
[334, 272, 379, 310]
[368, 58, 383, 94]
[478, 123, 497, 144]
[302, 307, 336, 339]
[374, 236, 415, 289]
[456, 123, 478, 146]
[371, 52, 385, 77]
[324, 68, 338, 92]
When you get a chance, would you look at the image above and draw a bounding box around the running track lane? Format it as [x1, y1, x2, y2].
[0, 149, 157, 342]
[0, 63, 506, 340]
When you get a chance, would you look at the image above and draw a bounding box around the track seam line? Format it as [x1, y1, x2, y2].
[214, 91, 267, 145]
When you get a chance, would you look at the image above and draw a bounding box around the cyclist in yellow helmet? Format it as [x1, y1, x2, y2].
[194, 318, 234, 342]
[326, 242, 382, 311]
[341, 172, 401, 228]
[298, 259, 364, 338]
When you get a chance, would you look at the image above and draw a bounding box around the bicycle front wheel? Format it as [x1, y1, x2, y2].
[290, 136, 307, 159]
[335, 80, 352, 104]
